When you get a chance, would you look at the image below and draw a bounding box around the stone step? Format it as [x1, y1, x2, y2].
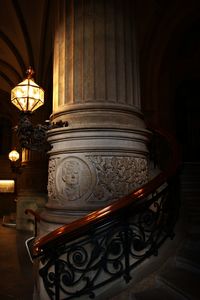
[181, 187, 200, 192]
[181, 200, 200, 205]
[181, 162, 200, 169]
[187, 209, 200, 215]
[181, 189, 200, 194]
[187, 222, 200, 229]
[184, 201, 200, 207]
[181, 172, 200, 176]
[185, 229, 200, 237]
[187, 215, 200, 223]
[182, 196, 200, 201]
[181, 188, 200, 193]
[133, 286, 187, 300]
[133, 164, 200, 300]
[183, 235, 200, 249]
[181, 204, 200, 212]
[183, 203, 200, 209]
[181, 170, 200, 173]
[180, 174, 200, 180]
[181, 191, 200, 195]
[181, 199, 200, 207]
[186, 212, 200, 220]
[176, 244, 200, 274]
[157, 266, 200, 300]
[181, 168, 200, 172]
[180, 178, 200, 183]
[181, 203, 200, 209]
[181, 178, 200, 182]
[111, 163, 200, 300]
[184, 223, 200, 230]
[181, 175, 200, 179]
[181, 205, 200, 212]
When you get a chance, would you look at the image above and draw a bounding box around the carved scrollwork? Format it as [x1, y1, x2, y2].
[47, 158, 60, 204]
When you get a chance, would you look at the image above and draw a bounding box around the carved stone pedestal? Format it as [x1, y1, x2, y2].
[39, 103, 150, 232]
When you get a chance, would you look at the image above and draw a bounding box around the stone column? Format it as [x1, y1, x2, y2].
[16, 150, 47, 231]
[41, 0, 150, 229]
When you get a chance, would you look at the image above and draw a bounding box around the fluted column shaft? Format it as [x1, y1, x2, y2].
[53, 0, 140, 114]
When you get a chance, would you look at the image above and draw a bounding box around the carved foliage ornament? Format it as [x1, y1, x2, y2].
[47, 158, 60, 203]
[88, 156, 148, 202]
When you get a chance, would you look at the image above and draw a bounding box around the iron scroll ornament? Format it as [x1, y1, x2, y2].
[14, 112, 68, 151]
[38, 182, 178, 300]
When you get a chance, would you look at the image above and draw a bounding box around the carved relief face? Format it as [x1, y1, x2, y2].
[62, 161, 80, 186]
[56, 157, 94, 203]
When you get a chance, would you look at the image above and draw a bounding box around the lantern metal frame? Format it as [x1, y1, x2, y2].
[11, 67, 68, 152]
[11, 67, 44, 113]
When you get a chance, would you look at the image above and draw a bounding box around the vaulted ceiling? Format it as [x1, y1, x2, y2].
[0, 0, 199, 168]
[0, 0, 54, 97]
[0, 0, 200, 128]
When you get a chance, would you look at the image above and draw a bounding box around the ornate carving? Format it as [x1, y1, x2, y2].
[61, 160, 81, 201]
[57, 157, 93, 202]
[47, 158, 60, 204]
[88, 156, 148, 202]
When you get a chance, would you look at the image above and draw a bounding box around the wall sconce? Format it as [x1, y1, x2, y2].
[8, 149, 23, 174]
[11, 67, 67, 152]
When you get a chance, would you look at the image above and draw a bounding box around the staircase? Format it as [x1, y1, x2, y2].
[30, 127, 185, 300]
[127, 162, 200, 300]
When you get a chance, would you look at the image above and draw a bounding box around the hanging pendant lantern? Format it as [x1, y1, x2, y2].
[11, 67, 44, 113]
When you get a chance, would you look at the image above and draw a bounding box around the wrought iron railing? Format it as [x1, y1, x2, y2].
[27, 127, 181, 300]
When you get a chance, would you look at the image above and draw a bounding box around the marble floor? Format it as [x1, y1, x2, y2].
[0, 218, 34, 300]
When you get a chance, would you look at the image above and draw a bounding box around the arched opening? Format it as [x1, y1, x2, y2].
[175, 79, 200, 161]
[173, 19, 200, 161]
[140, 7, 200, 162]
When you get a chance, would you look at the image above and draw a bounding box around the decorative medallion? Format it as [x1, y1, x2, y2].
[56, 157, 93, 202]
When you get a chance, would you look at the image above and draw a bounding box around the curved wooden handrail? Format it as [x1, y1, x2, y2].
[33, 127, 181, 257]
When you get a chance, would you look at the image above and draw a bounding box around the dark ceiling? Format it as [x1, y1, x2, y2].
[0, 0, 200, 133]
[0, 0, 54, 96]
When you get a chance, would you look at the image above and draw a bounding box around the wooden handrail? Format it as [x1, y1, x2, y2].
[32, 127, 181, 257]
[25, 209, 41, 222]
[25, 209, 41, 237]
